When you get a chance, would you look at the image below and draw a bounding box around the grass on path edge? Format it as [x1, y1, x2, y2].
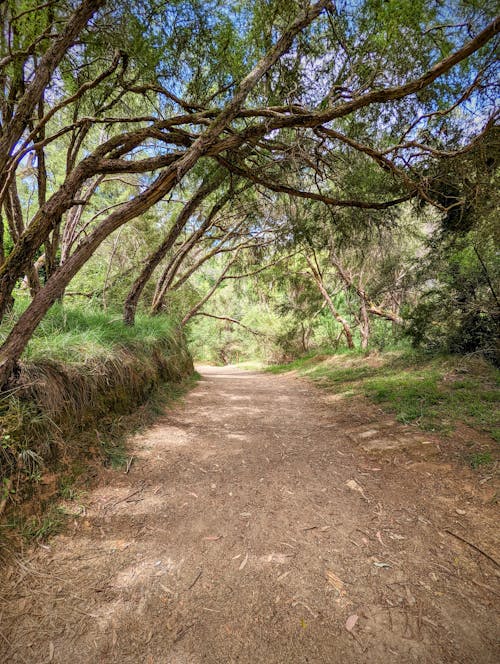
[267, 350, 499, 468]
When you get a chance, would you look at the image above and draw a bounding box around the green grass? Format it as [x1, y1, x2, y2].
[469, 451, 493, 469]
[0, 300, 195, 548]
[7, 506, 68, 543]
[0, 363, 198, 552]
[269, 351, 500, 443]
[99, 437, 128, 469]
[0, 300, 177, 364]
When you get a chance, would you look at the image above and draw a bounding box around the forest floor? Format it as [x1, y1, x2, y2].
[0, 365, 499, 663]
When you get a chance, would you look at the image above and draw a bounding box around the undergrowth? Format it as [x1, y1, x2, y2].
[0, 303, 194, 542]
[10, 505, 67, 543]
[1, 372, 198, 550]
[0, 300, 178, 363]
[268, 350, 500, 454]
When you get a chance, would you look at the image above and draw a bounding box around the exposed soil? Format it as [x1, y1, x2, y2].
[1, 366, 499, 663]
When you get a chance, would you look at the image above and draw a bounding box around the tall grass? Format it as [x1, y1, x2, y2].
[0, 302, 193, 523]
[0, 299, 178, 363]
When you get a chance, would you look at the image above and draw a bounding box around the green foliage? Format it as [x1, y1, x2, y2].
[363, 368, 446, 428]
[0, 303, 193, 518]
[404, 126, 499, 360]
[406, 230, 499, 361]
[6, 507, 67, 544]
[99, 438, 128, 469]
[469, 451, 493, 469]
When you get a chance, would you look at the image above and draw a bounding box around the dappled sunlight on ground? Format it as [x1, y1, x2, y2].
[1, 366, 498, 663]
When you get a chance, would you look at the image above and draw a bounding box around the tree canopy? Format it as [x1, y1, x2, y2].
[0, 0, 498, 385]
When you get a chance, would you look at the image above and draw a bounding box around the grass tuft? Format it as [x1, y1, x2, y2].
[6, 506, 67, 543]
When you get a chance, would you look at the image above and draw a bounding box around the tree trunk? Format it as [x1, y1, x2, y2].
[359, 299, 370, 350]
[0, 156, 100, 321]
[0, 0, 104, 183]
[150, 188, 234, 312]
[0, 213, 4, 267]
[181, 256, 238, 326]
[44, 224, 61, 280]
[329, 251, 403, 326]
[305, 256, 355, 349]
[123, 171, 225, 325]
[314, 278, 355, 349]
[152, 218, 243, 314]
[4, 180, 41, 297]
[0, 166, 178, 388]
[0, 1, 329, 385]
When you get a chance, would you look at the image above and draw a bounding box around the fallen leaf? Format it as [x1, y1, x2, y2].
[405, 585, 416, 606]
[239, 553, 249, 571]
[203, 535, 222, 541]
[266, 553, 292, 564]
[345, 479, 368, 500]
[455, 509, 466, 515]
[345, 614, 359, 632]
[376, 531, 385, 546]
[48, 642, 55, 662]
[373, 561, 392, 568]
[325, 570, 345, 597]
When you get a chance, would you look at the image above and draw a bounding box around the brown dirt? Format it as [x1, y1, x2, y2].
[1, 365, 499, 663]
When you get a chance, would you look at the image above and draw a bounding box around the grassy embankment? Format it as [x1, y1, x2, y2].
[268, 350, 499, 468]
[0, 302, 194, 548]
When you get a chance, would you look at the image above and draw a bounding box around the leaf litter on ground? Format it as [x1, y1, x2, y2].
[345, 614, 359, 632]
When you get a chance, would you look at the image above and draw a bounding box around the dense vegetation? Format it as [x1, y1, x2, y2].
[0, 1, 498, 514]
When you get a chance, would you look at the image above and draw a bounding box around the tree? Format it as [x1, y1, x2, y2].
[0, 1, 498, 386]
[0, 0, 332, 385]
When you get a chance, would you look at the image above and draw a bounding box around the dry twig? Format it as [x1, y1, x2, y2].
[444, 529, 500, 568]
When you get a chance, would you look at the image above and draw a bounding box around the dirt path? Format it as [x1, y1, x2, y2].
[1, 366, 499, 663]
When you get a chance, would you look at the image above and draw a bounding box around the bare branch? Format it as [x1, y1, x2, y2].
[190, 312, 268, 337]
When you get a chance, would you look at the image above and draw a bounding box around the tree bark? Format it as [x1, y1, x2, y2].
[305, 256, 355, 349]
[359, 299, 370, 350]
[4, 180, 41, 297]
[0, 155, 100, 320]
[150, 188, 236, 312]
[123, 170, 225, 325]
